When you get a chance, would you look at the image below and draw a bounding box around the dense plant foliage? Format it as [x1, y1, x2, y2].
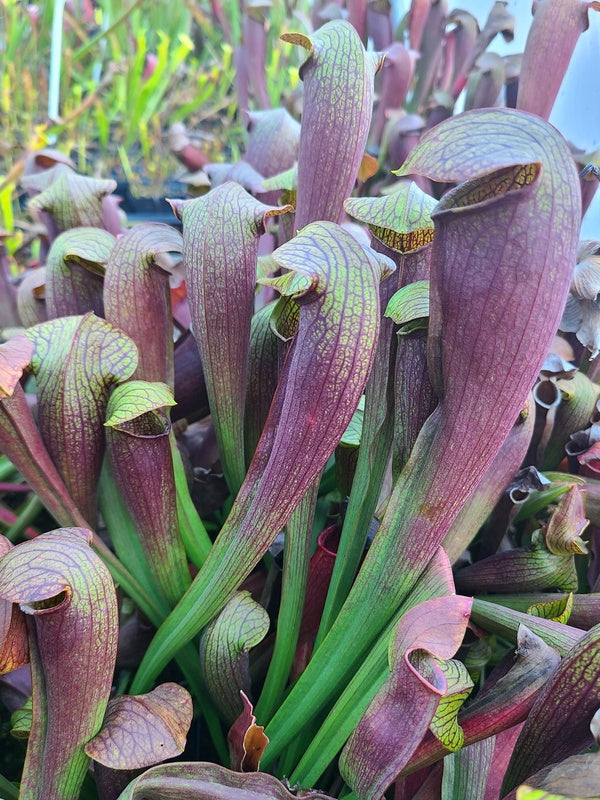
[1, 2, 600, 799]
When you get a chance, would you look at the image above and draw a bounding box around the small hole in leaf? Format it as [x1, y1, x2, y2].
[23, 589, 69, 612]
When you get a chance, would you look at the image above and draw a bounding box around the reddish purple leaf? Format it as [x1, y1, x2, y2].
[517, 0, 599, 120]
[104, 380, 190, 608]
[0, 336, 88, 528]
[463, 52, 505, 112]
[292, 524, 340, 680]
[443, 9, 479, 98]
[264, 107, 581, 763]
[85, 682, 192, 769]
[242, 8, 270, 109]
[26, 313, 138, 525]
[244, 109, 301, 179]
[442, 397, 535, 563]
[339, 595, 472, 800]
[454, 537, 578, 595]
[405, 625, 561, 776]
[408, 0, 431, 51]
[409, 0, 446, 112]
[172, 182, 291, 494]
[117, 762, 335, 800]
[44, 227, 114, 319]
[371, 44, 416, 146]
[104, 223, 184, 389]
[283, 20, 383, 229]
[0, 527, 118, 800]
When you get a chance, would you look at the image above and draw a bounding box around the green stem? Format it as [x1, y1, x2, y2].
[315, 374, 394, 644]
[175, 646, 228, 765]
[0, 455, 20, 481]
[98, 459, 171, 618]
[254, 481, 319, 723]
[0, 773, 19, 800]
[470, 598, 585, 656]
[97, 466, 226, 759]
[289, 626, 390, 785]
[92, 535, 167, 627]
[263, 461, 451, 766]
[71, 0, 146, 61]
[171, 433, 213, 568]
[4, 494, 43, 541]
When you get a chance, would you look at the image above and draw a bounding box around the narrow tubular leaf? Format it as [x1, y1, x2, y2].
[441, 738, 495, 800]
[255, 482, 320, 722]
[244, 301, 281, 464]
[544, 485, 589, 555]
[264, 108, 581, 761]
[476, 592, 600, 630]
[516, 0, 597, 120]
[470, 599, 585, 656]
[104, 223, 183, 389]
[17, 267, 47, 327]
[131, 221, 392, 694]
[0, 338, 86, 526]
[284, 20, 384, 228]
[244, 108, 301, 179]
[390, 248, 437, 481]
[0, 528, 118, 800]
[174, 182, 291, 495]
[105, 382, 191, 608]
[26, 314, 138, 525]
[44, 227, 114, 319]
[0, 348, 184, 641]
[541, 371, 600, 469]
[442, 399, 535, 563]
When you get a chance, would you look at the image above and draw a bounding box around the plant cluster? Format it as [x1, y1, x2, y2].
[1, 2, 600, 800]
[0, 0, 309, 236]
